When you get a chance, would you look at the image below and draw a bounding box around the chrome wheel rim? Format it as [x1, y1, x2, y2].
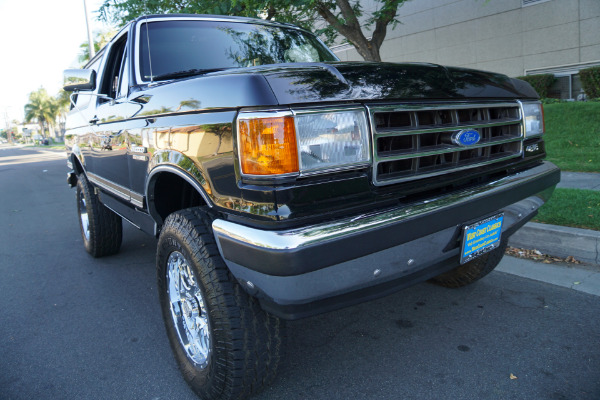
[78, 190, 90, 241]
[166, 251, 211, 368]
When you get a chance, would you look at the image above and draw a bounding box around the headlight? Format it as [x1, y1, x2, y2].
[521, 101, 544, 137]
[237, 108, 370, 177]
[295, 109, 370, 173]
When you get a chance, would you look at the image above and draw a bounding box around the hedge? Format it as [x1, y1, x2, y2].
[515, 74, 556, 98]
[579, 66, 600, 98]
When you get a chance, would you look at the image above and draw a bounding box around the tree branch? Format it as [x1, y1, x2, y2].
[335, 0, 360, 30]
[266, 2, 276, 20]
[315, 0, 373, 59]
[371, 0, 403, 49]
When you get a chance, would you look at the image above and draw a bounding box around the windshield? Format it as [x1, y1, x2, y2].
[138, 19, 338, 81]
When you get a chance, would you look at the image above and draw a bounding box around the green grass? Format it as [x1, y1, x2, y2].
[533, 188, 600, 231]
[543, 102, 600, 172]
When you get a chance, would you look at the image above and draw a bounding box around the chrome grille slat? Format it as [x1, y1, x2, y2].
[368, 102, 524, 186]
[375, 118, 522, 136]
[378, 136, 523, 161]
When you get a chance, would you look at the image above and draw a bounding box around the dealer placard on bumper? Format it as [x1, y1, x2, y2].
[460, 213, 504, 264]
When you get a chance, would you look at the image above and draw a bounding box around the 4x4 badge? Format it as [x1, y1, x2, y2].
[452, 129, 481, 146]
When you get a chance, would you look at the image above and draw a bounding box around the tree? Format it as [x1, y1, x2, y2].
[79, 30, 119, 64]
[98, 0, 407, 62]
[24, 88, 59, 138]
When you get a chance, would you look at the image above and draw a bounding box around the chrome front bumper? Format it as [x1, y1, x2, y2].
[212, 161, 560, 319]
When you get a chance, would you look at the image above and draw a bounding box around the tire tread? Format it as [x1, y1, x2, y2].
[77, 174, 122, 257]
[157, 207, 284, 400]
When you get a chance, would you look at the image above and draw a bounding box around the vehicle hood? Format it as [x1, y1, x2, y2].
[127, 62, 537, 119]
[227, 61, 538, 104]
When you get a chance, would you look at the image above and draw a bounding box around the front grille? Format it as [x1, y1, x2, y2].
[368, 103, 524, 186]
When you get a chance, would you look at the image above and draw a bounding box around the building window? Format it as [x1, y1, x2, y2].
[522, 0, 551, 6]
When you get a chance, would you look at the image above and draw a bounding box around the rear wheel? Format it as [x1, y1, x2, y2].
[157, 208, 284, 400]
[430, 239, 508, 288]
[76, 173, 122, 257]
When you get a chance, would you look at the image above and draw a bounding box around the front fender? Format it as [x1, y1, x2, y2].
[146, 150, 215, 219]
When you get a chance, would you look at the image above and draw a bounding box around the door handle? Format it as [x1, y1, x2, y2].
[89, 116, 99, 124]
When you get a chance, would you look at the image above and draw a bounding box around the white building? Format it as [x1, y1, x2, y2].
[332, 0, 600, 99]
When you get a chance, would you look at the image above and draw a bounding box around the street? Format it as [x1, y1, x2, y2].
[1, 146, 599, 400]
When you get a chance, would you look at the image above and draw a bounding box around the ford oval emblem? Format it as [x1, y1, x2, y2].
[452, 129, 481, 146]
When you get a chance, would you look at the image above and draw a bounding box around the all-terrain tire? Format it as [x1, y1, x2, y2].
[157, 207, 285, 400]
[76, 173, 122, 257]
[430, 239, 508, 288]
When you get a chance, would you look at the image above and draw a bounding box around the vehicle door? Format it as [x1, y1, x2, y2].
[88, 29, 144, 205]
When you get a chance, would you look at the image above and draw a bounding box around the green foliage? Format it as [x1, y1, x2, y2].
[579, 66, 600, 98]
[543, 102, 600, 172]
[98, 0, 407, 59]
[533, 188, 600, 231]
[79, 30, 119, 64]
[541, 98, 565, 104]
[515, 74, 556, 98]
[23, 88, 59, 138]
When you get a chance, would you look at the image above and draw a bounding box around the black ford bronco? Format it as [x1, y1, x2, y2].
[63, 14, 560, 400]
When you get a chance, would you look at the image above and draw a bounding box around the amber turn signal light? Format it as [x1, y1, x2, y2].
[238, 116, 299, 175]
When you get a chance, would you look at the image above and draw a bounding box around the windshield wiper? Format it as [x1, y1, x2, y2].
[152, 68, 227, 81]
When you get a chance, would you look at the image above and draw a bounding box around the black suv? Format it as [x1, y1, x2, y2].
[63, 14, 560, 400]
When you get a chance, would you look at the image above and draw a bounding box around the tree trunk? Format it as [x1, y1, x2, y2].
[352, 41, 382, 62]
[315, 0, 404, 62]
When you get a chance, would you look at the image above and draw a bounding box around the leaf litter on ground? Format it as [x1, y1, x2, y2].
[505, 246, 582, 265]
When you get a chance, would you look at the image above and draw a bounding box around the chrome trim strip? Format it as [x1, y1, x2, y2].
[146, 165, 214, 208]
[213, 162, 558, 252]
[87, 172, 131, 202]
[375, 118, 522, 136]
[369, 102, 521, 112]
[130, 191, 145, 208]
[87, 172, 146, 208]
[374, 153, 523, 185]
[377, 136, 522, 161]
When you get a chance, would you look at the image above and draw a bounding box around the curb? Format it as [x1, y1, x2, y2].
[508, 222, 600, 267]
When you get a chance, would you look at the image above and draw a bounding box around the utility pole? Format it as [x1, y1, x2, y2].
[83, 0, 95, 59]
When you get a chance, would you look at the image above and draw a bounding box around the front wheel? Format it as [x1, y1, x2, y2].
[157, 208, 284, 400]
[430, 239, 508, 288]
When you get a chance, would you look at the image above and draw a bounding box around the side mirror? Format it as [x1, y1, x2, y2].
[63, 69, 96, 92]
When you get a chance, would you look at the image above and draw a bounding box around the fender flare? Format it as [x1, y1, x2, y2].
[146, 150, 214, 223]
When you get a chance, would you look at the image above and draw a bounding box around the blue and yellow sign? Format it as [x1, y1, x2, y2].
[460, 214, 504, 264]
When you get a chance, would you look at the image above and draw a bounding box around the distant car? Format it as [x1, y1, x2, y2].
[0, 139, 7, 144]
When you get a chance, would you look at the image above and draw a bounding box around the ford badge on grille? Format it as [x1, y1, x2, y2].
[452, 129, 481, 146]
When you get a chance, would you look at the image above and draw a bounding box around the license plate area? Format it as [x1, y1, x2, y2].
[460, 213, 504, 264]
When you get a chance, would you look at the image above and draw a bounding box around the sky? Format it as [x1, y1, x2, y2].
[0, 0, 114, 128]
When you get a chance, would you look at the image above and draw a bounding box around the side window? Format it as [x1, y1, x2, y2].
[99, 34, 127, 101]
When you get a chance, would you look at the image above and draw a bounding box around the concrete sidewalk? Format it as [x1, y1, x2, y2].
[556, 171, 600, 191]
[508, 171, 600, 266]
[497, 256, 600, 297]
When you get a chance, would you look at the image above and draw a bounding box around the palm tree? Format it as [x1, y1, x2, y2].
[24, 88, 59, 138]
[79, 30, 117, 64]
[55, 90, 72, 139]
